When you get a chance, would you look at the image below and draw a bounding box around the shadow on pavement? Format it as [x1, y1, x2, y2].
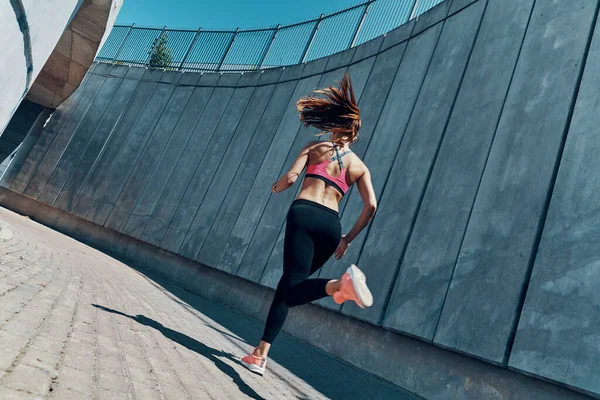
[93, 304, 265, 400]
[124, 269, 420, 400]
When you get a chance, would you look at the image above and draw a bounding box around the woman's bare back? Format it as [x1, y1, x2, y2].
[296, 141, 366, 211]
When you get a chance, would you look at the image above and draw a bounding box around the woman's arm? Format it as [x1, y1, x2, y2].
[334, 167, 377, 259]
[271, 141, 316, 194]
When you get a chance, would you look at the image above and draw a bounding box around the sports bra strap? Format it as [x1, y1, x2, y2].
[331, 143, 351, 170]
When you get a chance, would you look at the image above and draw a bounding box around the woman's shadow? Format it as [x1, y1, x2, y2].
[92, 304, 264, 400]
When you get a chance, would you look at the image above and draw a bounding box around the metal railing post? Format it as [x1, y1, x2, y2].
[409, 0, 421, 20]
[216, 28, 239, 72]
[350, 2, 372, 48]
[179, 27, 202, 71]
[258, 24, 280, 70]
[113, 23, 135, 63]
[300, 14, 324, 63]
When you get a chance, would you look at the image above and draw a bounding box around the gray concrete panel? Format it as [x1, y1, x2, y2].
[160, 70, 183, 84]
[122, 85, 233, 240]
[124, 66, 147, 80]
[412, 0, 452, 37]
[93, 63, 113, 76]
[238, 71, 262, 86]
[352, 37, 384, 62]
[329, 54, 396, 227]
[343, 2, 485, 325]
[54, 77, 141, 212]
[141, 69, 164, 82]
[381, 20, 415, 52]
[10, 74, 92, 193]
[198, 73, 221, 86]
[134, 86, 218, 247]
[178, 72, 203, 86]
[157, 86, 237, 252]
[279, 64, 305, 82]
[143, 84, 274, 251]
[301, 58, 329, 78]
[258, 68, 283, 85]
[86, 83, 175, 226]
[325, 47, 356, 71]
[218, 73, 241, 87]
[383, 0, 533, 341]
[316, 23, 443, 308]
[70, 80, 159, 218]
[104, 85, 194, 233]
[107, 65, 129, 78]
[167, 87, 255, 259]
[313, 44, 412, 293]
[434, 0, 598, 364]
[212, 78, 317, 274]
[22, 73, 105, 199]
[37, 76, 123, 205]
[236, 126, 315, 282]
[509, 11, 600, 394]
[449, 0, 480, 16]
[197, 80, 299, 268]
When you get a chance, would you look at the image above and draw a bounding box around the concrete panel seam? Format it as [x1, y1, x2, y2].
[430, 0, 537, 346]
[377, 0, 489, 325]
[316, 46, 413, 283]
[180, 86, 260, 260]
[187, 85, 276, 258]
[217, 79, 302, 276]
[13, 67, 94, 193]
[50, 77, 128, 207]
[448, 0, 482, 18]
[502, 0, 600, 366]
[103, 84, 179, 227]
[228, 85, 306, 276]
[120, 85, 199, 234]
[83, 80, 164, 221]
[333, 20, 445, 288]
[69, 79, 144, 213]
[136, 86, 216, 244]
[9, 0, 33, 93]
[25, 76, 106, 199]
[168, 87, 242, 255]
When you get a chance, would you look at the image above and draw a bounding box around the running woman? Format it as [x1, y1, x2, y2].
[241, 73, 377, 376]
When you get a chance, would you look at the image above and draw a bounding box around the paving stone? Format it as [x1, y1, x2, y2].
[0, 206, 418, 399]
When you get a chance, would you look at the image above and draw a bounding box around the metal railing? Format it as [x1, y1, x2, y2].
[95, 0, 444, 72]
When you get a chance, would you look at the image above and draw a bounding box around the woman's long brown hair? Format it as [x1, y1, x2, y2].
[296, 72, 361, 147]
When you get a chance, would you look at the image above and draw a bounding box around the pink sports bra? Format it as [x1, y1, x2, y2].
[305, 143, 352, 196]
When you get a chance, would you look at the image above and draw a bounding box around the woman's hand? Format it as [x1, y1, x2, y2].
[334, 235, 350, 260]
[271, 182, 278, 194]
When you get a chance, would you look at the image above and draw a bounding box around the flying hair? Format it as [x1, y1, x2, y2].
[296, 72, 361, 146]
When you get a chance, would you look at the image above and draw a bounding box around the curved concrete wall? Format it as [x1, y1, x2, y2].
[4, 0, 600, 396]
[1, 0, 122, 135]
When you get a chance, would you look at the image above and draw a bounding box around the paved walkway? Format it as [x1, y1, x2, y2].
[0, 207, 418, 400]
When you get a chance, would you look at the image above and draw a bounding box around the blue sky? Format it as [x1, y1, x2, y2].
[116, 0, 360, 29]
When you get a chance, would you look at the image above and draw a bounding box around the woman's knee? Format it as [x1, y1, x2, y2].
[282, 282, 304, 307]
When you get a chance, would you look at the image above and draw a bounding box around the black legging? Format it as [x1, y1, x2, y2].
[262, 199, 341, 344]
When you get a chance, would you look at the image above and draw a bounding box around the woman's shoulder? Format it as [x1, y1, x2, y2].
[347, 152, 368, 173]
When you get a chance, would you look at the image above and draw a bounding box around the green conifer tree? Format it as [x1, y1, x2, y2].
[148, 33, 173, 69]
